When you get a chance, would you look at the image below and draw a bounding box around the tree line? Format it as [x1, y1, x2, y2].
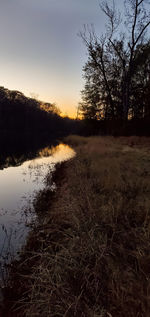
[79, 0, 150, 134]
[0, 86, 81, 155]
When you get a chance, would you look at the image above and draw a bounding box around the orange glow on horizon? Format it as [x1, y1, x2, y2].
[60, 110, 77, 119]
[39, 100, 77, 119]
[29, 92, 78, 119]
[0, 75, 79, 119]
[43, 99, 78, 119]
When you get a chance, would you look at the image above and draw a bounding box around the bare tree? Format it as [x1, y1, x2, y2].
[80, 0, 150, 120]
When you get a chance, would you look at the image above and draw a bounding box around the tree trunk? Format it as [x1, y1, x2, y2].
[122, 71, 130, 120]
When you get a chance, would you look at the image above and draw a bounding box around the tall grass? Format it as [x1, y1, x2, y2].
[5, 136, 150, 316]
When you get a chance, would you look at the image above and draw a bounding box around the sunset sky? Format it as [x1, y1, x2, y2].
[0, 0, 123, 117]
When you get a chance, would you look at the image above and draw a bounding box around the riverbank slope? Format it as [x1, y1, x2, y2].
[4, 135, 150, 317]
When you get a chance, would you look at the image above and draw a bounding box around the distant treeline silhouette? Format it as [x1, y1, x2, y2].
[0, 87, 81, 155]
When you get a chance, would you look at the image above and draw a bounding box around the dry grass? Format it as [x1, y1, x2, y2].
[6, 136, 150, 316]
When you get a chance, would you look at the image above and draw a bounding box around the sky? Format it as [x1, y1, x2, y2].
[0, 0, 121, 117]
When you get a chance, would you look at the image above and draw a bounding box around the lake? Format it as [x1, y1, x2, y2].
[0, 143, 75, 288]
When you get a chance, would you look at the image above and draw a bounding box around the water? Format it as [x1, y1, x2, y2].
[0, 143, 75, 286]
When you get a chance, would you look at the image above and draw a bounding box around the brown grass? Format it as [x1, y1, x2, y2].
[5, 136, 150, 317]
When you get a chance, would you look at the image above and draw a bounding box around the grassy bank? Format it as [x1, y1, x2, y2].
[4, 136, 150, 316]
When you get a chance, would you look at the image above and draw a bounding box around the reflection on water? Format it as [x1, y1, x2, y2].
[0, 143, 75, 285]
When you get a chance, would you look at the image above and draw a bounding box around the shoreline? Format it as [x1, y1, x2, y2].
[2, 135, 150, 316]
[2, 159, 73, 317]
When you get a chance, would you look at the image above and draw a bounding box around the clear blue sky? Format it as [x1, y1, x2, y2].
[0, 0, 121, 117]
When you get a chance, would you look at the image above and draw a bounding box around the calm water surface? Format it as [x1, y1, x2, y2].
[0, 143, 75, 286]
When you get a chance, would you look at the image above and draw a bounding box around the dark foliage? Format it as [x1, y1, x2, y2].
[0, 86, 81, 156]
[81, 118, 150, 136]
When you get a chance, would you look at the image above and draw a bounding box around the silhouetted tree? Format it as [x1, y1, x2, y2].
[80, 0, 150, 121]
[0, 87, 81, 153]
